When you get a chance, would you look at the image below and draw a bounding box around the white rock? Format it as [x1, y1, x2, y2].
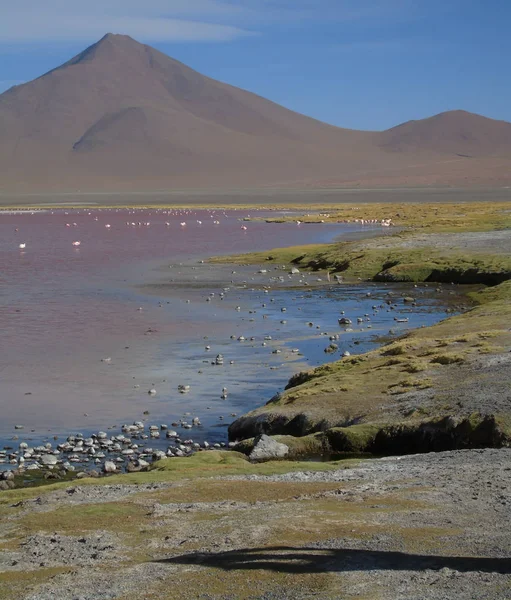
[250, 435, 289, 461]
[103, 461, 117, 473]
[40, 454, 59, 466]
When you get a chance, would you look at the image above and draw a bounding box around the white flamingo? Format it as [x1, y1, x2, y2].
[105, 224, 111, 229]
[19, 243, 26, 249]
[72, 241, 81, 246]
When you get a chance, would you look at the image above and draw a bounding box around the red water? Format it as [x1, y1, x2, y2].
[0, 208, 356, 432]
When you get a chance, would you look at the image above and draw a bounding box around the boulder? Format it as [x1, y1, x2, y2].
[103, 461, 117, 473]
[126, 462, 142, 473]
[41, 454, 59, 466]
[249, 434, 289, 461]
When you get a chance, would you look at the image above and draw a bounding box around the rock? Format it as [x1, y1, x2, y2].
[338, 317, 352, 325]
[103, 461, 117, 473]
[126, 461, 142, 473]
[1, 470, 14, 481]
[40, 454, 59, 466]
[250, 434, 289, 461]
[403, 297, 416, 303]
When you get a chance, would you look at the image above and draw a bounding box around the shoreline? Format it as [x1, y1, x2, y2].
[1, 186, 511, 210]
[2, 262, 462, 484]
[217, 227, 511, 456]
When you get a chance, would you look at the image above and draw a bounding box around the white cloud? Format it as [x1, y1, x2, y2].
[0, 1, 253, 43]
[0, 0, 432, 44]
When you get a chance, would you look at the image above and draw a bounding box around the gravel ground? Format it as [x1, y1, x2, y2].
[360, 229, 511, 255]
[1, 448, 510, 600]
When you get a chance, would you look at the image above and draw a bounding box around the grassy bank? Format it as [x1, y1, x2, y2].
[222, 205, 511, 452]
[211, 242, 511, 285]
[245, 200, 511, 232]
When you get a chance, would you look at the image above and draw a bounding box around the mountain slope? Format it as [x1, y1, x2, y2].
[0, 33, 510, 192]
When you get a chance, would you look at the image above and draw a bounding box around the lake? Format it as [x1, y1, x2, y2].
[0, 208, 461, 458]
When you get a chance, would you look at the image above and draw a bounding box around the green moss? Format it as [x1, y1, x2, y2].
[429, 353, 465, 365]
[376, 262, 437, 282]
[0, 568, 74, 600]
[20, 502, 148, 535]
[326, 424, 381, 453]
[0, 452, 358, 504]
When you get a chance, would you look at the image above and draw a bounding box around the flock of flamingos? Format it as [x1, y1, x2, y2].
[14, 208, 393, 250]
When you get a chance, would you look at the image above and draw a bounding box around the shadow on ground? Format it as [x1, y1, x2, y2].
[154, 546, 511, 574]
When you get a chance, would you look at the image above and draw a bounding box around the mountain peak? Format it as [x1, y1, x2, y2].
[96, 32, 141, 47]
[57, 32, 149, 71]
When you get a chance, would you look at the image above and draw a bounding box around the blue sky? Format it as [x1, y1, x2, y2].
[0, 0, 509, 130]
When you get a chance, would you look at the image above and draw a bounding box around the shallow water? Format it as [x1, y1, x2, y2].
[0, 208, 459, 454]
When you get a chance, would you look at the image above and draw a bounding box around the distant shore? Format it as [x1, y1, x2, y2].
[1, 186, 511, 207]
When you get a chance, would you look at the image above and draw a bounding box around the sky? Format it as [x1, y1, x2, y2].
[0, 0, 509, 131]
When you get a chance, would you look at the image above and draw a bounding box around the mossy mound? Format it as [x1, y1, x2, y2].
[234, 414, 511, 459]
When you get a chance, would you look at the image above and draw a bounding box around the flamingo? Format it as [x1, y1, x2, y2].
[105, 224, 111, 229]
[19, 243, 26, 249]
[180, 222, 186, 227]
[72, 241, 81, 246]
[241, 225, 247, 231]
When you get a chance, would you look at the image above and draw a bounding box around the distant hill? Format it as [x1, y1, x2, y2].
[1, 33, 510, 192]
[378, 110, 511, 157]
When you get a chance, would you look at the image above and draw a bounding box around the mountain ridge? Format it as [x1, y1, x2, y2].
[1, 33, 510, 192]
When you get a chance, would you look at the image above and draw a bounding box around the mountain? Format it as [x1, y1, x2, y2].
[0, 33, 510, 192]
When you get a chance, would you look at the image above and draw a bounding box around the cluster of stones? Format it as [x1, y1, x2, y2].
[0, 419, 237, 484]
